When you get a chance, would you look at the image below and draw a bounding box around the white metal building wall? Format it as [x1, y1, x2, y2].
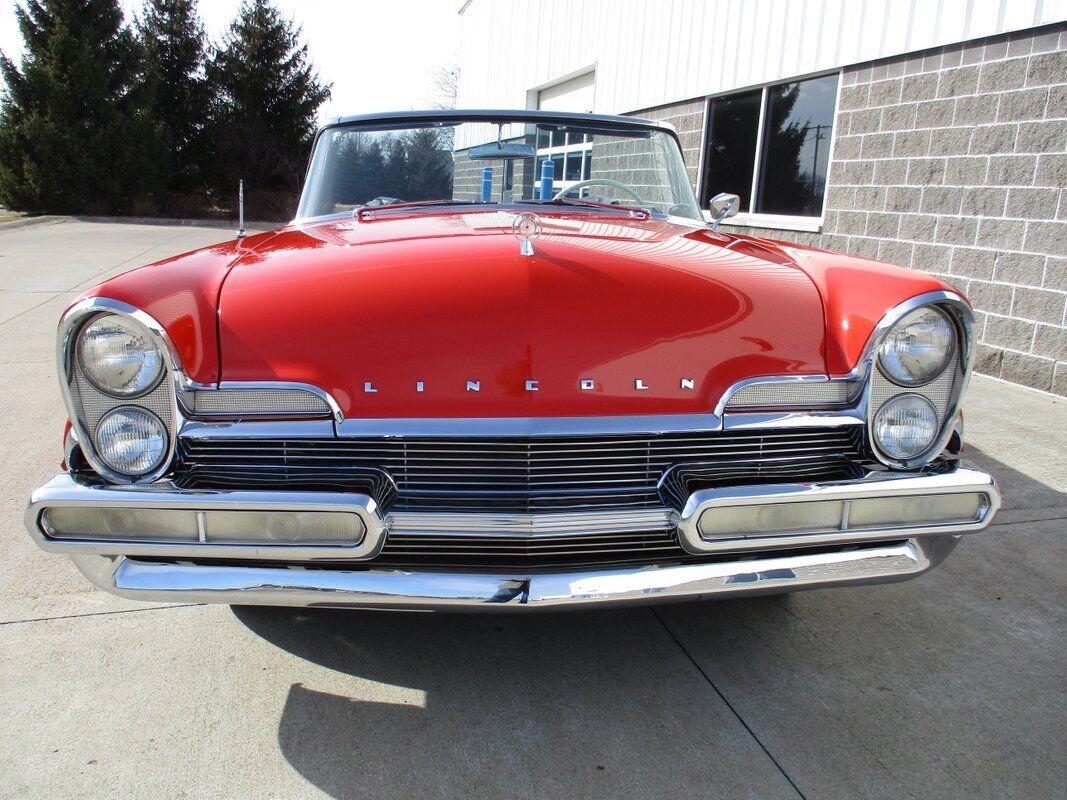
[457, 0, 1067, 113]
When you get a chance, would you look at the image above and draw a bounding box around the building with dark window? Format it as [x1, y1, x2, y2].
[456, 0, 1067, 396]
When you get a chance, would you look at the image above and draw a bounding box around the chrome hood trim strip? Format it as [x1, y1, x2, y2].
[178, 409, 868, 439]
[334, 413, 723, 437]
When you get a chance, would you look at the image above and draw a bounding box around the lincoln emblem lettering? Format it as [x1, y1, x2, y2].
[360, 377, 699, 393]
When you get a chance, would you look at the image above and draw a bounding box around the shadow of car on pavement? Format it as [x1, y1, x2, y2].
[231, 445, 1064, 800]
[232, 596, 793, 799]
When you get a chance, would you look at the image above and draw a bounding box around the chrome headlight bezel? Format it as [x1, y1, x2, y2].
[863, 292, 974, 470]
[58, 298, 183, 484]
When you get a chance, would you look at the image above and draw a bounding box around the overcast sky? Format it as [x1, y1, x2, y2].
[0, 0, 462, 120]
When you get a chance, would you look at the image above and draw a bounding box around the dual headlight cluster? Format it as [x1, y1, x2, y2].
[77, 314, 169, 476]
[872, 306, 956, 461]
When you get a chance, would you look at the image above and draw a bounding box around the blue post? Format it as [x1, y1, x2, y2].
[480, 167, 492, 202]
[539, 159, 554, 199]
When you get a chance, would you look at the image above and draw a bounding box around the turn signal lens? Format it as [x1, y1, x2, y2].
[694, 491, 988, 542]
[41, 506, 365, 546]
[77, 314, 165, 397]
[848, 493, 983, 528]
[205, 510, 365, 545]
[873, 393, 938, 460]
[43, 507, 197, 541]
[698, 500, 843, 539]
[877, 306, 955, 386]
[95, 407, 168, 476]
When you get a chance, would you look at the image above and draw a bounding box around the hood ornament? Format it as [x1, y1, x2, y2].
[512, 212, 542, 257]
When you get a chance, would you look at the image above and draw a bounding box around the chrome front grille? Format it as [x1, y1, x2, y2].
[176, 428, 867, 513]
[377, 528, 686, 568]
[173, 427, 868, 568]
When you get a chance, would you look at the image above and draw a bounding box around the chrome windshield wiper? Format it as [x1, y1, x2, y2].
[518, 198, 655, 220]
[355, 199, 485, 219]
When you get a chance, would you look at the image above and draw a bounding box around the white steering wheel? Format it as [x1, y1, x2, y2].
[553, 178, 645, 204]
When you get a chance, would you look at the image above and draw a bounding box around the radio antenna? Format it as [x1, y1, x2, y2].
[236, 179, 245, 239]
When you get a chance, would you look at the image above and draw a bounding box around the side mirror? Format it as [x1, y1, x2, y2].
[708, 192, 740, 230]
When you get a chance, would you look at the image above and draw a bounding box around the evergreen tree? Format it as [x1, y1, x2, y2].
[332, 133, 388, 207]
[205, 0, 329, 218]
[0, 0, 167, 213]
[402, 127, 453, 200]
[138, 0, 209, 196]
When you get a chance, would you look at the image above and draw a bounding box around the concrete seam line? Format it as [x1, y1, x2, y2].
[0, 291, 66, 331]
[0, 603, 206, 627]
[65, 226, 197, 294]
[0, 226, 185, 325]
[991, 512, 1067, 527]
[649, 607, 809, 800]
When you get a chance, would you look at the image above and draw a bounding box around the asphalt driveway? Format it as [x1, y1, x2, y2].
[0, 219, 1064, 799]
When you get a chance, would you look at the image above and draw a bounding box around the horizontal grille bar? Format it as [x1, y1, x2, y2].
[176, 427, 866, 512]
[378, 528, 689, 568]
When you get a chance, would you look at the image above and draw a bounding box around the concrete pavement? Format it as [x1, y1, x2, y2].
[0, 219, 1064, 799]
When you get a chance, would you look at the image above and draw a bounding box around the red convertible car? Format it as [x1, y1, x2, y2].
[25, 110, 999, 609]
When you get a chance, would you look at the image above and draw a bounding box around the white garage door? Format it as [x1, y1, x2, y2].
[534, 71, 597, 197]
[537, 71, 595, 113]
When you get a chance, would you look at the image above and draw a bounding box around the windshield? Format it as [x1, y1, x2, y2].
[296, 116, 702, 221]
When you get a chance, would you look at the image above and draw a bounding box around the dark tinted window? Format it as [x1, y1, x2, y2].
[755, 74, 838, 215]
[565, 151, 583, 180]
[701, 88, 761, 212]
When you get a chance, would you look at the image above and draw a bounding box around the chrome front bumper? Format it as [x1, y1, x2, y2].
[26, 467, 999, 610]
[68, 537, 957, 610]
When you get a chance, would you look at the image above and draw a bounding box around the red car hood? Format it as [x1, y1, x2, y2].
[217, 210, 827, 418]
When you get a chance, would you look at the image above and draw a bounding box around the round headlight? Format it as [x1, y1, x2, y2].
[873, 394, 938, 460]
[877, 306, 955, 386]
[77, 314, 165, 397]
[95, 407, 168, 476]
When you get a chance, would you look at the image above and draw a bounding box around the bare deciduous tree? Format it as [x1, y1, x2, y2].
[430, 64, 458, 109]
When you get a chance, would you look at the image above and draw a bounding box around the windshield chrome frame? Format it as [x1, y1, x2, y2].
[293, 109, 698, 224]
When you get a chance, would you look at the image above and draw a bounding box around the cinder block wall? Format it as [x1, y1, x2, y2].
[588, 138, 678, 206]
[636, 22, 1067, 396]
